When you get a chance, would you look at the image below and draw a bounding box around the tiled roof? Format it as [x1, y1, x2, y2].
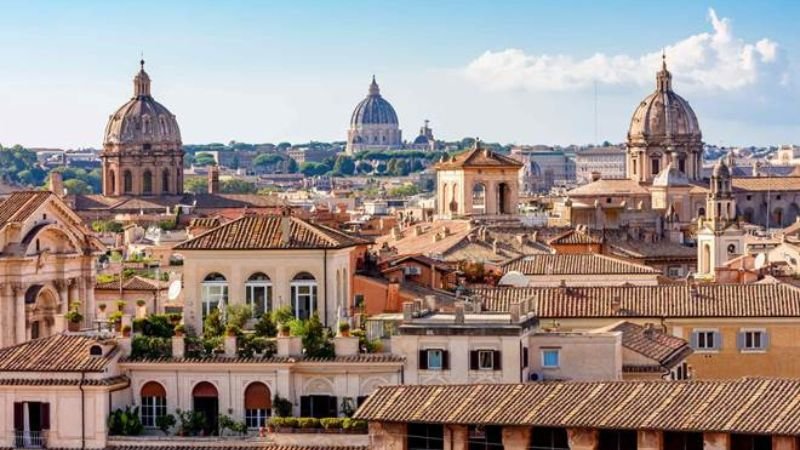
[121, 353, 405, 364]
[0, 375, 129, 386]
[95, 275, 168, 291]
[0, 191, 51, 226]
[374, 220, 472, 257]
[189, 217, 222, 228]
[383, 254, 455, 272]
[547, 229, 601, 245]
[108, 446, 366, 450]
[435, 146, 523, 170]
[604, 321, 692, 369]
[567, 179, 650, 196]
[607, 239, 697, 259]
[175, 215, 367, 250]
[354, 378, 800, 435]
[503, 254, 659, 275]
[473, 283, 800, 318]
[73, 193, 287, 212]
[0, 334, 117, 372]
[732, 176, 800, 192]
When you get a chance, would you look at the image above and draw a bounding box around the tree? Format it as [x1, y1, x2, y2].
[388, 184, 420, 197]
[64, 178, 91, 194]
[286, 158, 298, 173]
[220, 179, 257, 194]
[332, 155, 355, 176]
[299, 314, 334, 358]
[375, 162, 387, 174]
[356, 161, 373, 174]
[253, 153, 284, 167]
[184, 177, 208, 193]
[300, 162, 329, 177]
[193, 152, 216, 167]
[277, 142, 292, 152]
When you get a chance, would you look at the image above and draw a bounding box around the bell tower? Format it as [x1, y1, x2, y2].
[696, 159, 743, 279]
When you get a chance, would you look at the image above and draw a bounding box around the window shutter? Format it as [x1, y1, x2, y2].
[493, 351, 502, 370]
[328, 396, 338, 417]
[762, 332, 770, 350]
[469, 351, 479, 370]
[442, 350, 450, 370]
[523, 348, 529, 368]
[690, 332, 698, 349]
[419, 350, 428, 370]
[40, 403, 50, 430]
[300, 396, 311, 417]
[13, 403, 23, 431]
[713, 331, 722, 350]
[736, 332, 744, 350]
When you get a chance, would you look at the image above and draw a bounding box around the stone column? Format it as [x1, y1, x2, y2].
[638, 430, 663, 450]
[501, 426, 531, 450]
[448, 424, 469, 450]
[703, 432, 729, 450]
[774, 436, 799, 450]
[568, 428, 599, 450]
[85, 276, 96, 326]
[1, 283, 13, 347]
[13, 283, 27, 343]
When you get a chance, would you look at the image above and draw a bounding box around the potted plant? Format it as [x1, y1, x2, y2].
[108, 311, 123, 332]
[226, 323, 240, 337]
[156, 413, 176, 435]
[169, 313, 182, 325]
[65, 307, 83, 332]
[173, 323, 186, 337]
[121, 324, 132, 337]
[136, 299, 146, 308]
[116, 300, 126, 312]
[279, 323, 291, 337]
[98, 303, 107, 313]
[338, 322, 351, 337]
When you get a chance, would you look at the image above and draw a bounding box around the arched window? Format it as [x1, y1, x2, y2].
[123, 170, 133, 194]
[162, 169, 170, 193]
[450, 184, 459, 213]
[244, 382, 271, 428]
[108, 169, 116, 194]
[192, 382, 219, 435]
[651, 157, 661, 175]
[140, 382, 167, 428]
[245, 273, 272, 315]
[143, 170, 153, 194]
[291, 272, 317, 320]
[472, 183, 486, 214]
[441, 183, 448, 215]
[202, 273, 228, 319]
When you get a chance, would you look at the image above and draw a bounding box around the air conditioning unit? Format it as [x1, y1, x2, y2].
[404, 266, 421, 276]
[529, 372, 544, 382]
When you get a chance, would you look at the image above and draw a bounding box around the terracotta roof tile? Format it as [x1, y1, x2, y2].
[0, 375, 129, 386]
[473, 283, 800, 318]
[503, 254, 659, 275]
[604, 321, 692, 369]
[95, 276, 168, 291]
[732, 176, 800, 192]
[120, 353, 405, 364]
[0, 334, 117, 372]
[547, 229, 601, 245]
[435, 146, 523, 170]
[355, 378, 800, 435]
[175, 215, 367, 250]
[189, 217, 222, 228]
[0, 191, 51, 226]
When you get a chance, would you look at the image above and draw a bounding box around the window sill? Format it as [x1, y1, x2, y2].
[692, 349, 719, 354]
[740, 349, 767, 354]
[542, 366, 559, 370]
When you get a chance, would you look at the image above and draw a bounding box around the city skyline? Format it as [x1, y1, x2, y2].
[0, 1, 797, 148]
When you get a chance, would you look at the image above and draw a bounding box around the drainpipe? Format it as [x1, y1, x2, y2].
[79, 371, 86, 450]
[323, 249, 328, 327]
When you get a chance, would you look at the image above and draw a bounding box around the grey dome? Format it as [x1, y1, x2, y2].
[349, 76, 399, 126]
[628, 60, 701, 145]
[413, 134, 431, 145]
[104, 61, 181, 146]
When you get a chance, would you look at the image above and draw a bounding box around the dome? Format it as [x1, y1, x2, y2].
[104, 60, 181, 146]
[349, 76, 399, 126]
[628, 57, 701, 144]
[413, 134, 431, 145]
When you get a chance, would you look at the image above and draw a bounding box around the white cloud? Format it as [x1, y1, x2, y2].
[464, 8, 782, 92]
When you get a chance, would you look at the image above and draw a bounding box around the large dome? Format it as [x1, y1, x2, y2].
[104, 61, 181, 146]
[349, 76, 399, 126]
[628, 59, 701, 144]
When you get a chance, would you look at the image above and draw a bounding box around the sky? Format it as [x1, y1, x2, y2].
[0, 0, 798, 149]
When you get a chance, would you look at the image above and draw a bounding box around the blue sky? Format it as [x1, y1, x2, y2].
[0, 1, 797, 148]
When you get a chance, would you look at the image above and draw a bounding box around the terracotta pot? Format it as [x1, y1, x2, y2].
[68, 321, 80, 332]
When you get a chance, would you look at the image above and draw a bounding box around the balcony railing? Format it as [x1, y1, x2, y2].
[12, 430, 47, 449]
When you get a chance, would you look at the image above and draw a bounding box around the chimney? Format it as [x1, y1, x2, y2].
[281, 215, 292, 246]
[643, 323, 655, 338]
[208, 166, 220, 194]
[509, 303, 520, 323]
[591, 171, 601, 182]
[49, 171, 65, 197]
[442, 227, 450, 236]
[516, 234, 527, 246]
[402, 301, 415, 322]
[454, 303, 465, 324]
[413, 225, 423, 236]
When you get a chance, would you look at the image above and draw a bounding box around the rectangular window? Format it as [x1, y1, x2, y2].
[202, 283, 228, 319]
[692, 330, 718, 351]
[246, 284, 272, 315]
[245, 408, 270, 429]
[300, 395, 337, 419]
[291, 284, 317, 320]
[477, 350, 494, 370]
[739, 330, 768, 352]
[408, 423, 444, 450]
[141, 396, 166, 428]
[542, 349, 560, 368]
[667, 266, 683, 277]
[427, 349, 443, 370]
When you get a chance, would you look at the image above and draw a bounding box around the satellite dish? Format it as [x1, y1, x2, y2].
[498, 271, 529, 288]
[167, 280, 182, 300]
[754, 253, 767, 270]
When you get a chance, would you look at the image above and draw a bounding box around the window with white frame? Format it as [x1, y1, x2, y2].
[477, 350, 494, 370]
[542, 349, 560, 368]
[291, 272, 317, 320]
[245, 272, 272, 315]
[667, 266, 683, 277]
[140, 382, 167, 428]
[201, 273, 228, 320]
[244, 382, 271, 429]
[739, 329, 767, 352]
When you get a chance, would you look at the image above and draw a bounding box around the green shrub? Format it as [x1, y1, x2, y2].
[254, 313, 277, 337]
[156, 413, 176, 435]
[107, 406, 144, 436]
[298, 418, 320, 429]
[283, 418, 299, 428]
[130, 335, 172, 359]
[321, 418, 344, 429]
[268, 416, 284, 428]
[273, 394, 293, 417]
[342, 418, 367, 431]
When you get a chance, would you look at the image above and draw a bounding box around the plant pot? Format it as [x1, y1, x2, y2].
[68, 321, 81, 332]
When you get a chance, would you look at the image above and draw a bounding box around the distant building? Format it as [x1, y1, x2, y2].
[409, 120, 436, 151]
[345, 76, 402, 154]
[575, 145, 626, 184]
[511, 147, 576, 193]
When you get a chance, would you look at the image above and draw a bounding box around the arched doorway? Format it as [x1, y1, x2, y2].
[192, 382, 219, 435]
[244, 382, 271, 429]
[140, 382, 167, 428]
[497, 183, 511, 214]
[25, 285, 57, 339]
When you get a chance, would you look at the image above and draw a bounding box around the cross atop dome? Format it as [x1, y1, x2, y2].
[133, 58, 151, 98]
[369, 75, 380, 96]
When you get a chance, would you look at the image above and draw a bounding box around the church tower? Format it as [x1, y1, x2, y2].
[696, 159, 744, 279]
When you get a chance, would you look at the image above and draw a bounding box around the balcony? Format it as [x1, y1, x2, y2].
[11, 430, 47, 449]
